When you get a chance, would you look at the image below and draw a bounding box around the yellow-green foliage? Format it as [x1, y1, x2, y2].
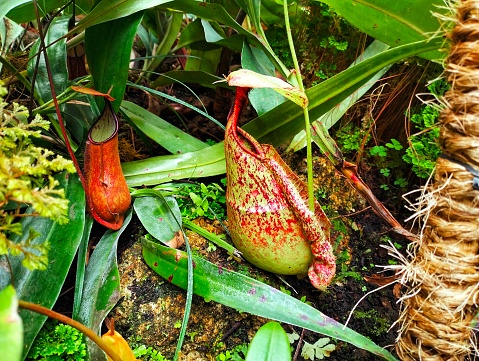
[0, 84, 75, 270]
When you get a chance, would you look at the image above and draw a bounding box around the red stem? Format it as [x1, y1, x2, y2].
[32, 0, 86, 189]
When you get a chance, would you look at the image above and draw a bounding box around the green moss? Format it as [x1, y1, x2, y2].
[353, 309, 390, 337]
[26, 320, 86, 361]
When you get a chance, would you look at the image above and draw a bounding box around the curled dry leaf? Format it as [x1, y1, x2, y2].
[84, 100, 131, 230]
[225, 87, 335, 289]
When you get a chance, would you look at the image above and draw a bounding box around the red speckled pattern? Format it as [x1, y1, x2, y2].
[225, 87, 336, 289]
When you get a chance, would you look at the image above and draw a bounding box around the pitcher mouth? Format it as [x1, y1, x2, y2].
[88, 100, 119, 145]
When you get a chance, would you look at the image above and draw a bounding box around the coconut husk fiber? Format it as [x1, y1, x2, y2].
[395, 1, 479, 360]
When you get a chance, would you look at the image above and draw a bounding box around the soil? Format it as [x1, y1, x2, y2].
[102, 83, 412, 361]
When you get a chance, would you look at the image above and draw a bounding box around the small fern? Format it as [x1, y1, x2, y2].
[26, 320, 86, 361]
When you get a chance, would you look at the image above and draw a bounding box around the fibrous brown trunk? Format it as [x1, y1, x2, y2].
[396, 1, 479, 359]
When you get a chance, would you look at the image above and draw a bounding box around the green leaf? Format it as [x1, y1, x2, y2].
[236, 0, 289, 75]
[142, 10, 183, 75]
[72, 217, 94, 321]
[28, 16, 69, 103]
[172, 17, 242, 53]
[245, 322, 291, 361]
[241, 42, 286, 116]
[159, 0, 289, 77]
[142, 240, 398, 361]
[121, 100, 207, 153]
[6, 0, 65, 23]
[77, 210, 132, 361]
[122, 142, 226, 187]
[185, 44, 222, 74]
[69, 0, 173, 37]
[1, 0, 30, 19]
[0, 172, 85, 358]
[85, 11, 143, 111]
[318, 0, 448, 60]
[133, 196, 183, 247]
[0, 285, 22, 361]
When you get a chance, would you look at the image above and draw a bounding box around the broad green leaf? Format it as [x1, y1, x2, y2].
[246, 322, 291, 361]
[5, 0, 64, 23]
[122, 142, 226, 187]
[182, 19, 223, 74]
[28, 16, 69, 103]
[174, 18, 207, 50]
[121, 100, 207, 154]
[77, 210, 132, 361]
[185, 46, 222, 74]
[68, 0, 173, 37]
[0, 172, 85, 358]
[173, 18, 243, 53]
[201, 19, 244, 51]
[241, 42, 276, 77]
[134, 196, 183, 247]
[241, 42, 286, 116]
[319, 0, 448, 60]
[0, 286, 22, 361]
[237, 0, 290, 76]
[1, 0, 30, 19]
[85, 11, 143, 111]
[159, 0, 289, 77]
[260, 0, 303, 26]
[142, 240, 398, 361]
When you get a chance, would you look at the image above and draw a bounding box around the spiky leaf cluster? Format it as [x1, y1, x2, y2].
[0, 86, 75, 270]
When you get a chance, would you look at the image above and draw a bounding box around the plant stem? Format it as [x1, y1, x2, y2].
[33, 0, 86, 188]
[283, 0, 315, 211]
[18, 300, 122, 361]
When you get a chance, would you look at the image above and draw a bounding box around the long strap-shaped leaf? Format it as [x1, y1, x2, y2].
[142, 240, 398, 361]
